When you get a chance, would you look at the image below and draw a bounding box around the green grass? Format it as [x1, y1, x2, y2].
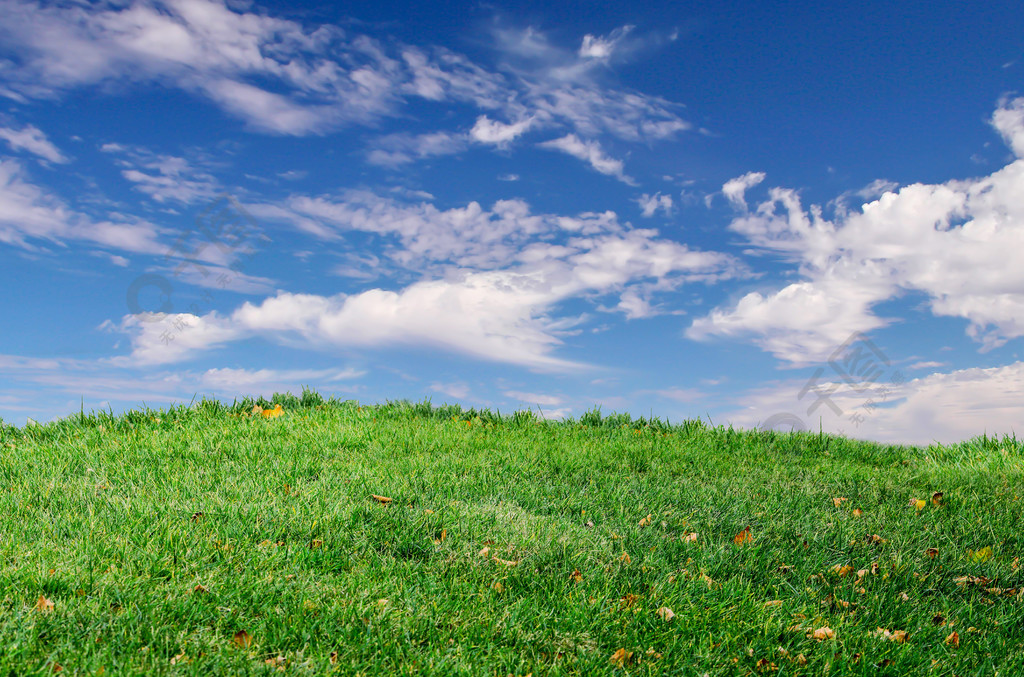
[1, 392, 1022, 675]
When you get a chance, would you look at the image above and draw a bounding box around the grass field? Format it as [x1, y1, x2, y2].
[1, 392, 1022, 675]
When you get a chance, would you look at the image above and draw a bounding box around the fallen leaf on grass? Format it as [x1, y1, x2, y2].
[682, 532, 698, 543]
[926, 547, 939, 558]
[733, 526, 753, 546]
[478, 547, 491, 557]
[261, 404, 284, 419]
[619, 552, 631, 564]
[233, 630, 253, 649]
[945, 631, 960, 647]
[852, 508, 864, 517]
[810, 626, 835, 641]
[832, 497, 847, 507]
[831, 564, 854, 577]
[656, 606, 675, 621]
[192, 584, 209, 595]
[764, 600, 783, 607]
[968, 546, 993, 563]
[370, 494, 392, 504]
[492, 556, 519, 567]
[638, 514, 652, 528]
[609, 648, 634, 667]
[874, 628, 908, 643]
[910, 498, 927, 511]
[569, 569, 582, 583]
[264, 656, 286, 668]
[170, 653, 188, 665]
[620, 593, 639, 609]
[34, 595, 54, 613]
[954, 574, 991, 587]
[433, 529, 446, 545]
[932, 491, 944, 506]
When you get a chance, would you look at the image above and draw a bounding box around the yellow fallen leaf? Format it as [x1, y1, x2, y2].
[619, 552, 631, 564]
[945, 631, 959, 647]
[852, 508, 864, 517]
[638, 514, 652, 528]
[261, 404, 284, 419]
[569, 569, 582, 583]
[478, 546, 491, 557]
[656, 606, 675, 621]
[734, 526, 753, 546]
[34, 595, 54, 613]
[492, 556, 519, 567]
[832, 497, 847, 507]
[910, 498, 927, 511]
[370, 494, 393, 504]
[968, 546, 993, 563]
[609, 648, 634, 667]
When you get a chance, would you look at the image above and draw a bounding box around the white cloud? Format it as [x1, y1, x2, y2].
[0, 124, 68, 163]
[111, 194, 740, 370]
[539, 134, 634, 184]
[430, 382, 470, 399]
[578, 26, 635, 59]
[503, 390, 563, 406]
[469, 115, 535, 146]
[366, 131, 467, 166]
[637, 192, 673, 217]
[908, 360, 947, 370]
[690, 98, 1024, 363]
[0, 158, 165, 253]
[721, 171, 765, 210]
[726, 361, 1024, 445]
[111, 149, 219, 204]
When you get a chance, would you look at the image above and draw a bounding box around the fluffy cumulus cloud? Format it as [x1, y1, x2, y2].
[109, 192, 740, 369]
[689, 98, 1024, 363]
[726, 360, 1024, 445]
[637, 192, 673, 217]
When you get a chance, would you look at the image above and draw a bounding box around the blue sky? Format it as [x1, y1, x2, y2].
[1, 0, 1023, 444]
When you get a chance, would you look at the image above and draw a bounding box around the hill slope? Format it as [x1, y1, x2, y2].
[1, 395, 1021, 675]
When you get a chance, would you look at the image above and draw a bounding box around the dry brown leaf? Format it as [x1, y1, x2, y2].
[733, 526, 753, 546]
[932, 491, 944, 506]
[638, 514, 652, 528]
[192, 584, 209, 595]
[656, 606, 675, 621]
[764, 600, 783, 607]
[832, 564, 854, 577]
[810, 626, 835, 641]
[620, 593, 639, 609]
[609, 648, 634, 667]
[370, 494, 392, 504]
[310, 539, 323, 550]
[233, 630, 253, 648]
[945, 631, 960, 647]
[170, 653, 187, 665]
[932, 613, 946, 626]
[569, 569, 582, 583]
[832, 497, 847, 507]
[478, 546, 491, 557]
[619, 552, 631, 564]
[329, 651, 338, 665]
[682, 532, 698, 543]
[852, 508, 864, 517]
[492, 556, 519, 567]
[34, 595, 54, 613]
[875, 628, 908, 643]
[926, 547, 939, 558]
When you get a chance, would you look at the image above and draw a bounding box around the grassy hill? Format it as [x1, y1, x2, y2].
[1, 393, 1021, 675]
